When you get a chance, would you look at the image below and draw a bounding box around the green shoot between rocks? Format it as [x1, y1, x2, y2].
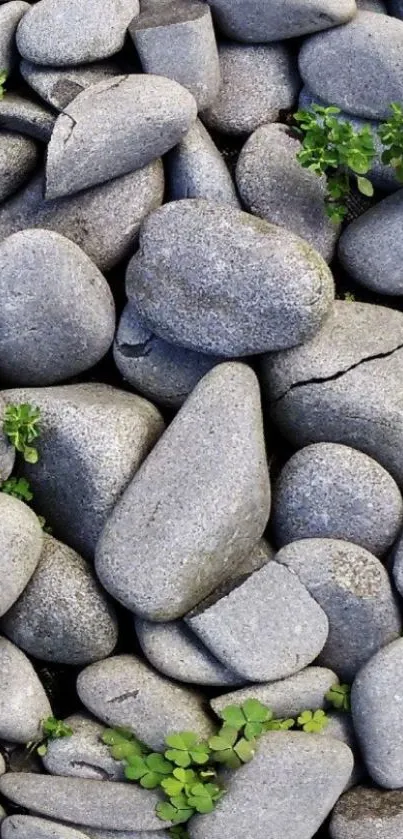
[27, 716, 73, 757]
[0, 71, 6, 99]
[3, 403, 41, 464]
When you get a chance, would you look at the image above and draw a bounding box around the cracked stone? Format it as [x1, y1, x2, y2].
[0, 93, 55, 141]
[20, 60, 121, 111]
[41, 714, 124, 781]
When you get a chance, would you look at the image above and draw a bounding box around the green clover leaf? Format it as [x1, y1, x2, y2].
[325, 683, 351, 712]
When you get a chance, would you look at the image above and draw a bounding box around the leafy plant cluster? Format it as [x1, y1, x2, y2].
[293, 102, 403, 222]
[0, 403, 51, 530]
[325, 682, 351, 712]
[27, 716, 73, 757]
[0, 71, 6, 100]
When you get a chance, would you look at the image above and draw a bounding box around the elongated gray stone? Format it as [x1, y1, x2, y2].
[0, 396, 14, 482]
[330, 786, 403, 839]
[126, 200, 334, 357]
[46, 75, 196, 199]
[0, 2, 29, 74]
[2, 816, 91, 839]
[205, 0, 356, 42]
[0, 494, 43, 617]
[96, 363, 270, 620]
[0, 132, 38, 202]
[20, 60, 121, 111]
[41, 714, 124, 781]
[0, 637, 51, 742]
[167, 118, 239, 206]
[0, 93, 55, 141]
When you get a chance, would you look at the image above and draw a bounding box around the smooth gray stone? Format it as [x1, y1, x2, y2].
[261, 301, 403, 486]
[167, 118, 239, 206]
[113, 303, 225, 409]
[0, 132, 37, 202]
[299, 11, 403, 120]
[41, 713, 124, 781]
[211, 666, 338, 718]
[392, 529, 403, 597]
[236, 123, 339, 262]
[0, 93, 55, 141]
[352, 637, 403, 787]
[2, 535, 118, 665]
[77, 654, 215, 750]
[20, 60, 121, 111]
[319, 711, 363, 789]
[229, 538, 275, 579]
[1, 384, 164, 559]
[0, 229, 115, 385]
[135, 619, 244, 686]
[0, 396, 15, 482]
[0, 755, 4, 776]
[330, 786, 403, 839]
[0, 2, 29, 74]
[189, 732, 354, 839]
[72, 831, 169, 839]
[126, 200, 334, 357]
[339, 191, 403, 295]
[187, 561, 328, 682]
[1, 816, 91, 839]
[130, 1, 220, 110]
[272, 442, 403, 556]
[205, 0, 356, 41]
[16, 0, 140, 65]
[0, 637, 51, 742]
[357, 0, 386, 8]
[0, 494, 43, 617]
[46, 75, 196, 199]
[0, 164, 164, 272]
[277, 539, 401, 681]
[0, 808, 5, 825]
[95, 363, 270, 620]
[201, 42, 300, 135]
[0, 774, 162, 832]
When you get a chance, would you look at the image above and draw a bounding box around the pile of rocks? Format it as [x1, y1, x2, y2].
[1, 0, 403, 838]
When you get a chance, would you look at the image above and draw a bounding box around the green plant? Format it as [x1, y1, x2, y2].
[27, 716, 73, 757]
[0, 71, 6, 99]
[297, 710, 329, 733]
[0, 476, 33, 502]
[3, 403, 41, 463]
[293, 104, 376, 222]
[379, 102, 403, 181]
[325, 683, 351, 712]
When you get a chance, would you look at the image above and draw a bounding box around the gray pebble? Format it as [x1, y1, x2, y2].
[74, 831, 169, 839]
[130, 1, 220, 110]
[1, 816, 92, 839]
[0, 494, 43, 617]
[20, 60, 121, 111]
[211, 666, 339, 719]
[2, 534, 118, 665]
[236, 122, 338, 262]
[319, 711, 363, 790]
[1, 383, 164, 559]
[189, 732, 354, 839]
[0, 163, 164, 272]
[166, 118, 239, 206]
[16, 0, 140, 65]
[46, 75, 196, 199]
[95, 363, 270, 620]
[186, 561, 329, 682]
[0, 2, 29, 75]
[330, 785, 403, 839]
[352, 637, 403, 787]
[135, 619, 244, 687]
[206, 0, 356, 42]
[113, 303, 225, 409]
[277, 539, 401, 681]
[392, 529, 403, 597]
[126, 200, 334, 357]
[0, 132, 38, 203]
[0, 397, 14, 482]
[272, 443, 403, 556]
[0, 637, 51, 742]
[357, 0, 386, 8]
[0, 93, 55, 142]
[0, 229, 115, 385]
[0, 754, 5, 776]
[299, 11, 403, 119]
[201, 42, 300, 135]
[0, 774, 162, 832]
[229, 538, 275, 579]
[77, 654, 214, 751]
[41, 713, 123, 781]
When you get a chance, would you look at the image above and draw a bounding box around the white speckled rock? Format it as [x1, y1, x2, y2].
[0, 494, 43, 618]
[330, 786, 403, 839]
[0, 637, 51, 742]
[1, 816, 91, 839]
[0, 132, 38, 202]
[167, 118, 239, 206]
[0, 2, 30, 75]
[205, 0, 356, 41]
[20, 60, 121, 111]
[41, 714, 124, 781]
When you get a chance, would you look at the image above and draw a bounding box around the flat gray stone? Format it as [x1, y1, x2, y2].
[0, 132, 38, 202]
[135, 618, 244, 687]
[130, 2, 220, 110]
[201, 42, 300, 135]
[236, 123, 339, 262]
[73, 831, 169, 839]
[206, 0, 356, 41]
[357, 0, 386, 8]
[0, 637, 51, 742]
[339, 191, 403, 295]
[126, 200, 334, 357]
[330, 786, 403, 839]
[261, 301, 403, 486]
[2, 535, 118, 665]
[2, 816, 92, 839]
[41, 713, 124, 781]
[272, 442, 403, 556]
[391, 529, 403, 597]
[20, 60, 121, 111]
[95, 363, 270, 619]
[0, 755, 4, 776]
[0, 396, 15, 482]
[46, 75, 196, 199]
[318, 711, 362, 789]
[167, 118, 239, 206]
[114, 303, 225, 409]
[189, 732, 354, 839]
[299, 11, 403, 119]
[186, 561, 328, 681]
[0, 164, 164, 272]
[1, 384, 164, 559]
[352, 638, 403, 787]
[0, 229, 115, 385]
[211, 666, 339, 719]
[77, 654, 214, 751]
[0, 494, 43, 617]
[0, 2, 30, 74]
[0, 774, 162, 832]
[277, 539, 401, 681]
[16, 0, 140, 65]
[229, 538, 274, 579]
[0, 93, 55, 141]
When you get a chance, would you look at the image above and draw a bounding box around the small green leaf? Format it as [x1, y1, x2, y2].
[165, 749, 191, 768]
[146, 753, 173, 774]
[241, 699, 272, 723]
[244, 721, 263, 740]
[219, 705, 245, 730]
[156, 802, 177, 822]
[234, 738, 256, 763]
[37, 744, 47, 756]
[140, 771, 160, 789]
[356, 175, 374, 196]
[165, 733, 198, 750]
[161, 777, 185, 797]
